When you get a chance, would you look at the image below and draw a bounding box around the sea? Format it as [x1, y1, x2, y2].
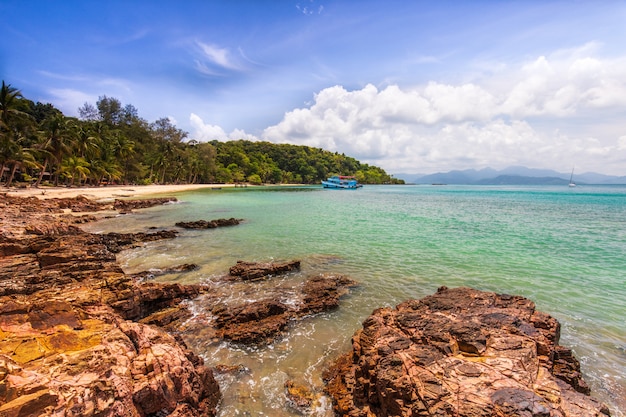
[85, 184, 626, 416]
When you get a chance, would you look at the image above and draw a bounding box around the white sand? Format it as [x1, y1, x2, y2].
[1, 184, 231, 200]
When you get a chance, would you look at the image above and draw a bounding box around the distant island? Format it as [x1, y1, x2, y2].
[397, 166, 626, 185]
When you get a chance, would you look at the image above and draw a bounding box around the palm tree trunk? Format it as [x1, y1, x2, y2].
[35, 158, 48, 187]
[5, 162, 19, 187]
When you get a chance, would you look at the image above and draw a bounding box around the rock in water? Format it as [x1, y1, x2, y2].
[175, 218, 243, 229]
[324, 286, 611, 417]
[228, 259, 301, 280]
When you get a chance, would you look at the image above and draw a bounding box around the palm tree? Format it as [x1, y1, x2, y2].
[35, 114, 76, 186]
[110, 131, 135, 184]
[60, 155, 90, 186]
[74, 122, 100, 160]
[3, 138, 39, 187]
[0, 81, 23, 126]
[0, 81, 26, 183]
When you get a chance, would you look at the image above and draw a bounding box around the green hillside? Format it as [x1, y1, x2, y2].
[0, 81, 403, 187]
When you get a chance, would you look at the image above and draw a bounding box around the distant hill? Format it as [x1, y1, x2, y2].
[395, 167, 626, 185]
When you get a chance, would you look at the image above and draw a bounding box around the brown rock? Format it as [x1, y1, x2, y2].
[301, 273, 359, 314]
[131, 263, 199, 281]
[285, 379, 324, 414]
[101, 229, 179, 253]
[175, 218, 243, 229]
[113, 197, 177, 212]
[0, 194, 221, 416]
[228, 259, 301, 281]
[324, 286, 611, 417]
[196, 272, 357, 345]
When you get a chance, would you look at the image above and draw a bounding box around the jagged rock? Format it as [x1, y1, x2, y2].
[131, 263, 199, 281]
[201, 273, 358, 345]
[113, 197, 177, 212]
[1, 194, 111, 239]
[0, 307, 220, 417]
[56, 194, 108, 212]
[285, 379, 323, 414]
[324, 286, 611, 417]
[301, 273, 359, 314]
[175, 218, 243, 229]
[101, 229, 179, 253]
[213, 298, 291, 344]
[228, 259, 301, 281]
[0, 194, 221, 416]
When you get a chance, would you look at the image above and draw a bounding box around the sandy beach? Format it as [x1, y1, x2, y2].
[0, 183, 230, 200]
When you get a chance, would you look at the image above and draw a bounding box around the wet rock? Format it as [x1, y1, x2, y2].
[285, 379, 323, 414]
[198, 273, 358, 345]
[324, 286, 611, 417]
[301, 273, 359, 314]
[113, 197, 177, 212]
[131, 263, 199, 281]
[212, 298, 290, 344]
[228, 259, 301, 281]
[101, 229, 179, 253]
[0, 195, 221, 416]
[175, 218, 243, 229]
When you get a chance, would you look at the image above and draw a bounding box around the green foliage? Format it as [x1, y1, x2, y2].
[0, 80, 405, 187]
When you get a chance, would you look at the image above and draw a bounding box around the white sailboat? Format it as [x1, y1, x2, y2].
[568, 167, 576, 187]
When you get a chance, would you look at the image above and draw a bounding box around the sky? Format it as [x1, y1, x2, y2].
[2, 0, 626, 176]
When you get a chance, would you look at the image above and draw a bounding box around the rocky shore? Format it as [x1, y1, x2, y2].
[0, 192, 612, 416]
[0, 194, 221, 416]
[0, 193, 359, 416]
[324, 286, 611, 416]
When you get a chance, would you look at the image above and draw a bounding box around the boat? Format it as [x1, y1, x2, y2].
[322, 175, 363, 189]
[568, 167, 576, 187]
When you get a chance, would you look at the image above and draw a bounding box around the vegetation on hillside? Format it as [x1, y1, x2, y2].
[0, 81, 403, 187]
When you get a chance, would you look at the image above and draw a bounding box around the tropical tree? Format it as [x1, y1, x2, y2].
[0, 81, 27, 182]
[60, 155, 90, 186]
[36, 114, 76, 186]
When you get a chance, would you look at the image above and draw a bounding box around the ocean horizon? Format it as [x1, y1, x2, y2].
[85, 184, 626, 416]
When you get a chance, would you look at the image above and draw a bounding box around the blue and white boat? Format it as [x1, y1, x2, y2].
[322, 175, 363, 189]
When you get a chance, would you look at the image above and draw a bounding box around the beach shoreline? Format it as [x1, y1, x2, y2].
[0, 183, 229, 200]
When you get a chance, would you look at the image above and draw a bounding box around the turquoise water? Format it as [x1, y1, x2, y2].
[86, 185, 626, 416]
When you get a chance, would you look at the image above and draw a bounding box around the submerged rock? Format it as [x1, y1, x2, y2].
[186, 272, 358, 345]
[175, 218, 243, 229]
[324, 286, 611, 417]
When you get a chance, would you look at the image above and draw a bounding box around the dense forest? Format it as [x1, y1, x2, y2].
[0, 81, 403, 187]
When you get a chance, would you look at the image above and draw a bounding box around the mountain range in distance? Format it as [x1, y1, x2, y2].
[394, 166, 626, 185]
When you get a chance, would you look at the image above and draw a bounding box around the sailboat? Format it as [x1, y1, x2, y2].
[568, 167, 576, 187]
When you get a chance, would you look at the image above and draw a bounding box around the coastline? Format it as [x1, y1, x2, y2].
[0, 188, 618, 416]
[0, 183, 228, 200]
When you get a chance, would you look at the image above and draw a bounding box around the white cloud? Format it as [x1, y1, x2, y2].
[196, 41, 242, 71]
[228, 128, 258, 141]
[47, 88, 96, 117]
[262, 47, 626, 175]
[190, 113, 258, 142]
[190, 113, 228, 140]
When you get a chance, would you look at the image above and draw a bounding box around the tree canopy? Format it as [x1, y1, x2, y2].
[0, 81, 404, 187]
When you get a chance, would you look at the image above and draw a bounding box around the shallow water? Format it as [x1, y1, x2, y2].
[85, 184, 626, 416]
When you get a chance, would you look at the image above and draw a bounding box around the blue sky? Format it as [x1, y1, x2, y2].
[2, 1, 626, 175]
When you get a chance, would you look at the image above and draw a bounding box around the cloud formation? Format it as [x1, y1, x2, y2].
[261, 49, 626, 175]
[190, 113, 257, 142]
[195, 41, 245, 75]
